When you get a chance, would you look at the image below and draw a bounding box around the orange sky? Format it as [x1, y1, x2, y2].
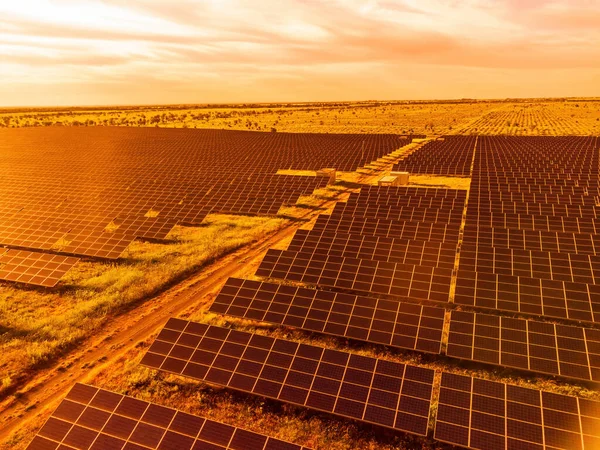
[1, 0, 599, 106]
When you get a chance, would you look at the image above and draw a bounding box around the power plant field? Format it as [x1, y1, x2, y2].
[1, 103, 600, 450]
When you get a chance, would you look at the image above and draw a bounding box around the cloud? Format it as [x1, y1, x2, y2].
[0, 0, 599, 106]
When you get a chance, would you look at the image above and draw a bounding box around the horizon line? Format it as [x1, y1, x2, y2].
[2, 96, 600, 111]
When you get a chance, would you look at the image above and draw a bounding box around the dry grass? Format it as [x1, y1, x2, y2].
[276, 169, 319, 177]
[407, 175, 471, 190]
[3, 100, 599, 136]
[457, 101, 600, 135]
[3, 100, 600, 136]
[0, 214, 288, 399]
[0, 102, 497, 135]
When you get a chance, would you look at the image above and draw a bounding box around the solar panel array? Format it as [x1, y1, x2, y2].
[455, 136, 600, 323]
[0, 128, 410, 285]
[24, 133, 600, 449]
[138, 318, 600, 450]
[210, 277, 445, 353]
[27, 383, 312, 450]
[435, 372, 600, 450]
[286, 230, 458, 268]
[447, 310, 600, 382]
[140, 319, 436, 436]
[256, 186, 466, 300]
[392, 136, 477, 176]
[0, 247, 79, 287]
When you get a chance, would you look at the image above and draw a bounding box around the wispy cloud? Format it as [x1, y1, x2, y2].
[0, 0, 599, 106]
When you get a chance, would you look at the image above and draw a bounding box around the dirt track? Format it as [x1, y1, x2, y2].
[0, 148, 414, 446]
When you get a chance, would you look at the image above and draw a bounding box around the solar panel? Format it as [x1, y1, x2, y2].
[287, 230, 458, 270]
[345, 191, 466, 208]
[462, 225, 600, 256]
[311, 215, 461, 242]
[110, 215, 177, 240]
[0, 248, 79, 287]
[454, 269, 599, 323]
[353, 185, 468, 201]
[330, 202, 464, 225]
[210, 278, 445, 354]
[457, 136, 600, 324]
[392, 136, 477, 176]
[256, 249, 453, 300]
[26, 383, 312, 450]
[447, 311, 600, 382]
[459, 244, 600, 284]
[2, 127, 405, 261]
[140, 319, 435, 436]
[467, 210, 599, 234]
[435, 372, 600, 450]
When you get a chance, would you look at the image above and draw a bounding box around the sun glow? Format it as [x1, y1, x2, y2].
[0, 0, 599, 106]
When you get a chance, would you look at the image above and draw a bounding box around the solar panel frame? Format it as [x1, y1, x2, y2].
[434, 372, 600, 450]
[2, 127, 403, 261]
[140, 319, 435, 436]
[256, 248, 453, 302]
[447, 311, 600, 382]
[210, 278, 445, 354]
[454, 269, 599, 324]
[26, 383, 312, 450]
[0, 248, 79, 287]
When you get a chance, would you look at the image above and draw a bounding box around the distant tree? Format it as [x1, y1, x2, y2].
[271, 127, 277, 133]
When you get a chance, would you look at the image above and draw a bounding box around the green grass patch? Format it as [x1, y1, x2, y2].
[0, 214, 288, 397]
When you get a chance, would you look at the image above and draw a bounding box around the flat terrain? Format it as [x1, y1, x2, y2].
[1, 105, 600, 450]
[2, 99, 599, 136]
[458, 101, 600, 135]
[0, 147, 423, 449]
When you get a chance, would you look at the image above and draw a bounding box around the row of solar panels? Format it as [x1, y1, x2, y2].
[25, 136, 600, 449]
[0, 247, 79, 287]
[138, 319, 600, 450]
[208, 277, 600, 383]
[27, 382, 312, 450]
[0, 129, 417, 287]
[27, 317, 600, 450]
[392, 135, 477, 176]
[27, 183, 471, 448]
[393, 135, 600, 179]
[454, 134, 600, 325]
